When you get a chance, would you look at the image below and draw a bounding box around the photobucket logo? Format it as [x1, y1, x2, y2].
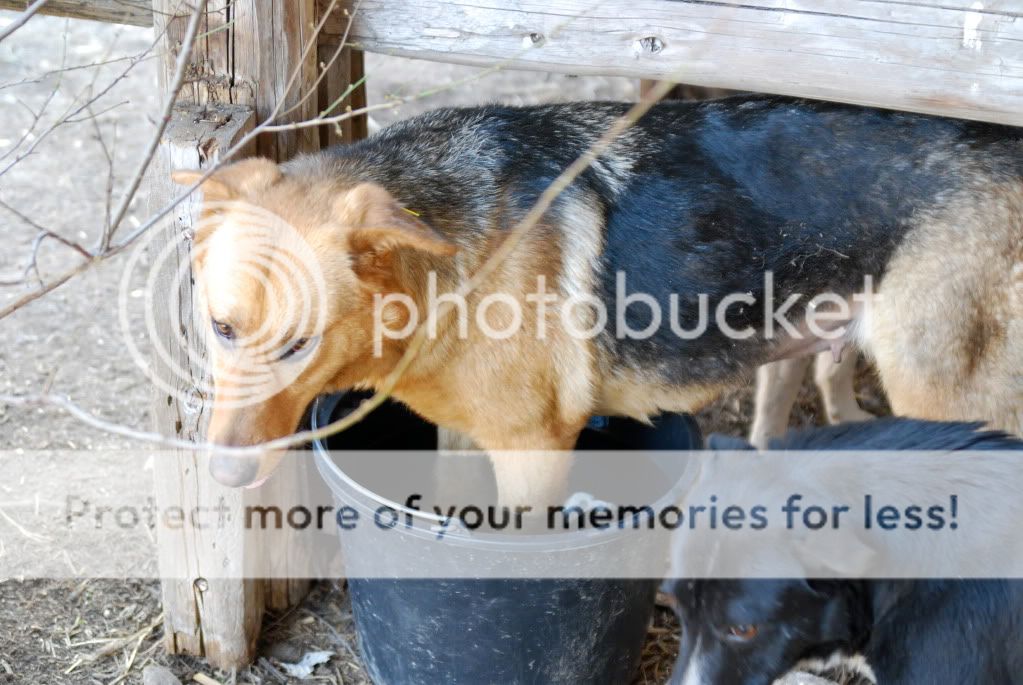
[118, 201, 328, 409]
[373, 271, 877, 354]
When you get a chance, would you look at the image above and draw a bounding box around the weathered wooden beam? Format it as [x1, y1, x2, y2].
[340, 0, 1023, 127]
[147, 0, 369, 670]
[148, 102, 263, 669]
[13, 0, 1023, 126]
[153, 0, 343, 160]
[317, 43, 368, 148]
[0, 0, 151, 26]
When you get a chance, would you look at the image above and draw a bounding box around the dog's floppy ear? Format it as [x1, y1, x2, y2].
[339, 183, 457, 261]
[171, 158, 282, 201]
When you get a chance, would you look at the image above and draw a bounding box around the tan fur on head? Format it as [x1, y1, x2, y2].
[340, 183, 457, 260]
[172, 164, 460, 488]
[171, 158, 283, 202]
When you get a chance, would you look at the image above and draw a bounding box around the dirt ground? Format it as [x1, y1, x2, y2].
[0, 12, 887, 685]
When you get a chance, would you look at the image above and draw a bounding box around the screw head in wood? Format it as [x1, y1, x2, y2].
[523, 32, 545, 48]
[635, 36, 665, 55]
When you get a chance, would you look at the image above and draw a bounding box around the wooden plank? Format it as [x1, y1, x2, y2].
[12, 0, 1023, 124]
[317, 44, 369, 148]
[343, 0, 1023, 126]
[147, 0, 371, 666]
[148, 103, 263, 670]
[228, 0, 321, 160]
[0, 0, 151, 26]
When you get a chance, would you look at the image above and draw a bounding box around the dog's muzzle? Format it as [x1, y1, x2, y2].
[209, 454, 264, 488]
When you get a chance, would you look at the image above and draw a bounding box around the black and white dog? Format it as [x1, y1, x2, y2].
[667, 419, 1023, 685]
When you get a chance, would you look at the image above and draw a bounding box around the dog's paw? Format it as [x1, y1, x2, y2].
[774, 673, 840, 685]
[563, 491, 613, 511]
[786, 653, 876, 685]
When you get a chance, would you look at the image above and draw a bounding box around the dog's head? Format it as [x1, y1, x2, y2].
[172, 158, 456, 487]
[666, 578, 858, 685]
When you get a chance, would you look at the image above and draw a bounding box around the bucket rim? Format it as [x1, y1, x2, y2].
[310, 393, 688, 551]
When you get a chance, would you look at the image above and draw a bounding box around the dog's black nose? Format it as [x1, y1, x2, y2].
[209, 455, 261, 487]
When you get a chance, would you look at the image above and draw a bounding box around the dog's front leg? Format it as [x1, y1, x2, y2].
[749, 356, 813, 448]
[483, 429, 581, 532]
[813, 350, 873, 425]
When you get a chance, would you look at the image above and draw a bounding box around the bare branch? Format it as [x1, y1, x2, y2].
[0, 0, 48, 43]
[0, 19, 231, 92]
[102, 0, 209, 249]
[260, 0, 342, 127]
[0, 38, 160, 178]
[0, 9, 172, 179]
[86, 104, 116, 241]
[280, 0, 361, 119]
[0, 197, 93, 284]
[0, 27, 66, 165]
[0, 0, 607, 319]
[0, 260, 90, 315]
[0, 79, 679, 455]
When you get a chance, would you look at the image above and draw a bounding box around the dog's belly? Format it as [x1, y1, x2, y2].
[593, 371, 727, 421]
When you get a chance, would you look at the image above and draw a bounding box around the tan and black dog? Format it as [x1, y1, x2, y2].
[173, 96, 1023, 507]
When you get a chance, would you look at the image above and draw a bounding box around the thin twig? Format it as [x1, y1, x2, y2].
[0, 22, 166, 179]
[261, 0, 341, 127]
[102, 0, 209, 250]
[87, 103, 117, 243]
[0, 19, 231, 92]
[281, 0, 362, 119]
[0, 0, 49, 43]
[0, 199, 92, 286]
[0, 79, 678, 456]
[0, 0, 598, 319]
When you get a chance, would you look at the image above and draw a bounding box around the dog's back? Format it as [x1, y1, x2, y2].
[672, 419, 1023, 684]
[300, 97, 1023, 432]
[865, 580, 1023, 684]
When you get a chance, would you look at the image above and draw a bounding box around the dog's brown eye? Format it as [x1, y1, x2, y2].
[212, 319, 234, 340]
[727, 624, 759, 640]
[279, 337, 310, 361]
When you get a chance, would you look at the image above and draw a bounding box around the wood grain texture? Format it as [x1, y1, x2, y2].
[17, 0, 1023, 124]
[0, 0, 151, 26]
[317, 43, 369, 148]
[147, 0, 371, 667]
[148, 103, 263, 670]
[343, 0, 1023, 125]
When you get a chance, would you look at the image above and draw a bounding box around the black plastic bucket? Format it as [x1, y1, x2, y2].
[312, 392, 700, 685]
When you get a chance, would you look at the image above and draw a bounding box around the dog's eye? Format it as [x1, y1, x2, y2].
[212, 319, 234, 340]
[279, 337, 310, 361]
[726, 624, 759, 641]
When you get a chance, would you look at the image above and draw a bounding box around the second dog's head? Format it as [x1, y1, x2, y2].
[172, 159, 457, 487]
[665, 578, 863, 685]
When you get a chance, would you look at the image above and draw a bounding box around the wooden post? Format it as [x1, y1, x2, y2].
[148, 0, 367, 669]
[149, 103, 261, 667]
